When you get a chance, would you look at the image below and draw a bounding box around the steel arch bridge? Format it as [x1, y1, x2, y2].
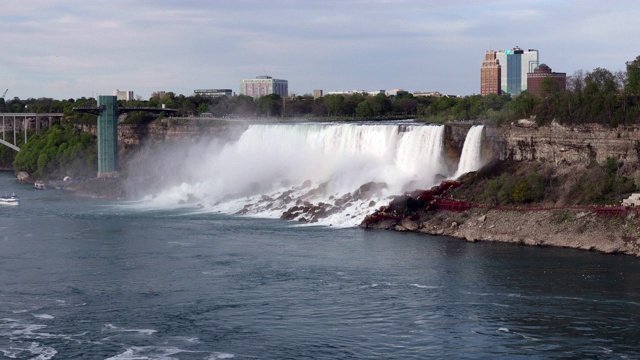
[0, 113, 64, 151]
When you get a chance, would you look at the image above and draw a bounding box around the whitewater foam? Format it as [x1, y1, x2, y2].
[124, 123, 485, 227]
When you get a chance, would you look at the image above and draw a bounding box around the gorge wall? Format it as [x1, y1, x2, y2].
[446, 121, 640, 175]
[94, 118, 640, 177]
[487, 123, 640, 175]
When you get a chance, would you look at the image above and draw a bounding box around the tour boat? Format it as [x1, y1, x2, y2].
[34, 181, 46, 190]
[0, 193, 19, 206]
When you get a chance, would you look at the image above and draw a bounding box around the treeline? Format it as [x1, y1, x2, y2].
[1, 55, 639, 127]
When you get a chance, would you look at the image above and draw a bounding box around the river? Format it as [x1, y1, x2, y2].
[1, 171, 639, 359]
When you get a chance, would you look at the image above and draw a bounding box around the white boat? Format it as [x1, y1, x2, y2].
[0, 193, 19, 206]
[34, 181, 46, 190]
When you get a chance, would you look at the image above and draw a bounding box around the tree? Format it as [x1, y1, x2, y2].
[510, 91, 536, 119]
[625, 55, 640, 96]
[393, 98, 418, 115]
[323, 94, 346, 117]
[539, 77, 560, 98]
[585, 68, 618, 95]
[567, 69, 586, 93]
[197, 102, 209, 115]
[355, 100, 374, 118]
[257, 94, 282, 117]
[229, 95, 257, 116]
[371, 93, 390, 116]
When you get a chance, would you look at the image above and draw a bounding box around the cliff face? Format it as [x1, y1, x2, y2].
[81, 119, 640, 176]
[486, 123, 640, 172]
[81, 118, 248, 159]
[119, 119, 247, 149]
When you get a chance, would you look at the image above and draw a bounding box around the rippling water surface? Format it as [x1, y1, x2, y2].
[1, 172, 639, 359]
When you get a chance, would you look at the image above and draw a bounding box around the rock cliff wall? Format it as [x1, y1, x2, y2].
[81, 118, 247, 158]
[484, 123, 640, 174]
[82, 119, 640, 175]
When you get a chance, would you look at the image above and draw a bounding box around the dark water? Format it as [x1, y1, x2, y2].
[1, 172, 639, 359]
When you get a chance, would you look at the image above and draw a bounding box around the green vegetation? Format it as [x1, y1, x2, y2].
[567, 158, 636, 204]
[478, 166, 546, 205]
[13, 124, 97, 178]
[454, 158, 636, 207]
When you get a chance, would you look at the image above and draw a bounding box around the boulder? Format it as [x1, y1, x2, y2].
[394, 225, 407, 232]
[352, 181, 387, 201]
[16, 171, 29, 181]
[400, 218, 419, 231]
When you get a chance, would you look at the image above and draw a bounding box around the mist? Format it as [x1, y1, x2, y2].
[122, 122, 484, 227]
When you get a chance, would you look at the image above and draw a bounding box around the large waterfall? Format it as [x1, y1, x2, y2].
[125, 122, 484, 227]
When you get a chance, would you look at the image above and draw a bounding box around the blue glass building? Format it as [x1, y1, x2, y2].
[496, 47, 539, 95]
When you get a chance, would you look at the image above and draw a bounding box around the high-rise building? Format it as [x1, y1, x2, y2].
[527, 64, 566, 96]
[239, 76, 288, 98]
[496, 47, 539, 95]
[480, 50, 501, 96]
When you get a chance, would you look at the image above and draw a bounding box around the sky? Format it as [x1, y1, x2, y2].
[1, 0, 640, 100]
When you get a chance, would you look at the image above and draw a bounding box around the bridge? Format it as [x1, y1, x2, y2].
[0, 112, 64, 151]
[0, 100, 175, 177]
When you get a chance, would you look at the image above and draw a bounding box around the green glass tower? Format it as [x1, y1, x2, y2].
[97, 95, 119, 177]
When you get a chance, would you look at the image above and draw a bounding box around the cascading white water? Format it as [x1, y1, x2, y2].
[454, 125, 485, 179]
[125, 122, 484, 227]
[396, 125, 446, 180]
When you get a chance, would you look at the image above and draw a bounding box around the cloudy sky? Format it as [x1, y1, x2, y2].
[1, 0, 639, 100]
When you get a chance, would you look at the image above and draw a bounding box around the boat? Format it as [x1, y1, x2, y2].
[0, 193, 19, 206]
[34, 181, 46, 190]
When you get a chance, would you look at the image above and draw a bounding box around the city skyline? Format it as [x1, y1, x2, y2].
[1, 0, 639, 100]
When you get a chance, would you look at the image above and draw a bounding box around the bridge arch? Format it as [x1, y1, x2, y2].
[0, 112, 63, 151]
[0, 139, 19, 151]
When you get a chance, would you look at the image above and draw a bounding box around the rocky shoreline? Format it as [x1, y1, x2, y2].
[361, 204, 640, 256]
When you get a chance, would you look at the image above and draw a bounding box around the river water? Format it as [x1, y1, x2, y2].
[1, 171, 640, 359]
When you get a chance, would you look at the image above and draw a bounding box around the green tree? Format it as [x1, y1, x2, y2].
[585, 68, 618, 95]
[324, 94, 346, 116]
[625, 55, 640, 96]
[355, 100, 374, 118]
[510, 91, 536, 118]
[257, 94, 282, 117]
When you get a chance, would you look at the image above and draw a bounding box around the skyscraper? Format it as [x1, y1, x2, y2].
[480, 50, 501, 96]
[495, 47, 539, 95]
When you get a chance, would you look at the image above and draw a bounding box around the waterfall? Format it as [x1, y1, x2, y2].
[124, 122, 483, 227]
[395, 125, 446, 181]
[454, 125, 484, 178]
